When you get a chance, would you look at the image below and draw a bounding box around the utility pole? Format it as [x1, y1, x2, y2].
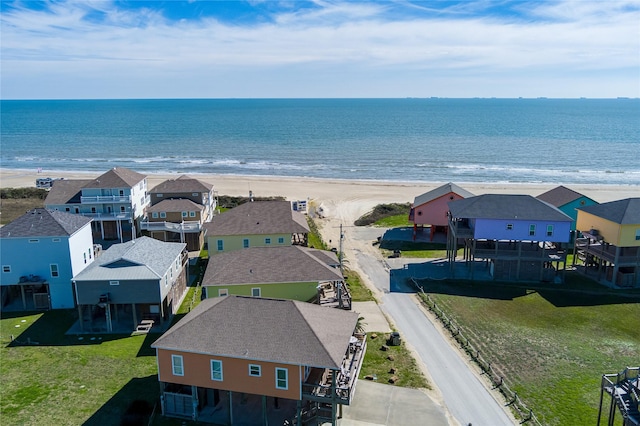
[338, 223, 344, 308]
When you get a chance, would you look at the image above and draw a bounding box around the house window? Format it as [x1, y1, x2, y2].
[265, 238, 271, 245]
[83, 252, 87, 264]
[211, 360, 223, 381]
[218, 289, 228, 297]
[249, 364, 262, 377]
[189, 211, 196, 217]
[52, 238, 61, 242]
[243, 239, 250, 248]
[2, 265, 11, 273]
[217, 240, 224, 251]
[506, 224, 513, 230]
[29, 239, 39, 243]
[152, 212, 158, 218]
[636, 229, 640, 241]
[192, 192, 199, 197]
[278, 237, 285, 244]
[75, 207, 79, 213]
[275, 368, 288, 390]
[182, 212, 188, 218]
[251, 288, 261, 298]
[157, 193, 163, 198]
[65, 207, 70, 212]
[546, 225, 554, 237]
[110, 280, 120, 286]
[91, 207, 96, 213]
[160, 212, 166, 218]
[529, 225, 536, 236]
[88, 248, 92, 259]
[171, 355, 184, 376]
[50, 264, 59, 277]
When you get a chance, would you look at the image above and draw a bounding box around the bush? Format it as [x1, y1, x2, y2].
[0, 187, 48, 200]
[354, 203, 410, 226]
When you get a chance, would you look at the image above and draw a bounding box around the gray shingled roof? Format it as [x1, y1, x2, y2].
[203, 201, 309, 236]
[413, 182, 474, 207]
[82, 167, 146, 189]
[536, 185, 594, 207]
[147, 199, 204, 213]
[44, 179, 93, 205]
[150, 175, 213, 193]
[73, 236, 185, 281]
[152, 295, 358, 369]
[577, 198, 640, 225]
[202, 246, 343, 286]
[448, 194, 572, 221]
[0, 208, 92, 238]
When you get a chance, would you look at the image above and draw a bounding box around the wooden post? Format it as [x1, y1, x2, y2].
[132, 303, 137, 330]
[262, 395, 267, 426]
[296, 399, 302, 426]
[228, 391, 233, 426]
[78, 304, 84, 332]
[20, 284, 27, 310]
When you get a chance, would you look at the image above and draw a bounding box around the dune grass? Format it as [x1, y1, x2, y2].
[419, 279, 640, 426]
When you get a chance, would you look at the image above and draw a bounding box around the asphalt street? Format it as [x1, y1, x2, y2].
[353, 240, 514, 426]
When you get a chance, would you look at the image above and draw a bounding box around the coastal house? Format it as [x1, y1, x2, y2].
[536, 185, 598, 231]
[409, 183, 474, 241]
[72, 236, 188, 333]
[0, 209, 94, 310]
[574, 198, 640, 288]
[201, 245, 351, 309]
[203, 201, 309, 254]
[44, 167, 150, 241]
[151, 295, 366, 425]
[446, 194, 573, 282]
[140, 176, 217, 251]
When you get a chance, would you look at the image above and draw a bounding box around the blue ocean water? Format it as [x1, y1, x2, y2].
[1, 98, 639, 185]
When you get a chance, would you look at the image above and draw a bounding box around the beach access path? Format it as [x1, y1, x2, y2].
[317, 198, 516, 426]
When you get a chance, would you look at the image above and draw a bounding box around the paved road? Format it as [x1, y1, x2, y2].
[353, 238, 514, 426]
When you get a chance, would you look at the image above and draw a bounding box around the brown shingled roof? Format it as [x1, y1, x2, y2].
[203, 201, 309, 236]
[82, 167, 146, 188]
[151, 295, 358, 369]
[44, 179, 93, 205]
[150, 175, 213, 194]
[146, 198, 204, 213]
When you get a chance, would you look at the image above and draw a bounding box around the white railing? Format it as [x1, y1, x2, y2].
[81, 211, 132, 220]
[140, 221, 202, 233]
[81, 195, 132, 203]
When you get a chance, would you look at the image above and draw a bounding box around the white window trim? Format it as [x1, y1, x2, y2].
[171, 354, 184, 376]
[152, 212, 158, 218]
[275, 367, 288, 390]
[189, 211, 196, 217]
[265, 238, 271, 245]
[50, 264, 59, 278]
[278, 237, 285, 244]
[182, 211, 188, 218]
[218, 289, 228, 297]
[249, 364, 262, 377]
[29, 239, 39, 243]
[52, 238, 61, 242]
[529, 224, 536, 236]
[506, 224, 513, 230]
[110, 280, 120, 286]
[2, 265, 11, 273]
[546, 225, 554, 237]
[211, 359, 223, 381]
[251, 288, 261, 298]
[160, 212, 166, 218]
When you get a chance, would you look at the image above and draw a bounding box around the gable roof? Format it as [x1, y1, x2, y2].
[147, 198, 204, 213]
[576, 198, 640, 225]
[203, 201, 309, 236]
[150, 175, 213, 194]
[152, 295, 358, 369]
[202, 246, 342, 286]
[0, 208, 92, 238]
[73, 236, 185, 281]
[448, 194, 572, 222]
[413, 182, 474, 207]
[82, 167, 146, 189]
[536, 185, 595, 207]
[44, 179, 93, 205]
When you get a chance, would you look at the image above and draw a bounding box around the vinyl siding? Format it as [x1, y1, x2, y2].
[204, 282, 318, 302]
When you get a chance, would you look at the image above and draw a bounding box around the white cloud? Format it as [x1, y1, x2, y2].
[1, 0, 638, 98]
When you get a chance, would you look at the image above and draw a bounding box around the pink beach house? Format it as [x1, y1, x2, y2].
[409, 183, 474, 240]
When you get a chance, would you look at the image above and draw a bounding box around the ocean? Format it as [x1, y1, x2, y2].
[1, 98, 639, 185]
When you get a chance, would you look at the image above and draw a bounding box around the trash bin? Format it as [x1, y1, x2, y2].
[389, 331, 401, 346]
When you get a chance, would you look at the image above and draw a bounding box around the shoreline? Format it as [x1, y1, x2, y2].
[1, 168, 637, 218]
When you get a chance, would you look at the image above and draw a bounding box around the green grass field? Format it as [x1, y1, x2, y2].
[418, 279, 640, 426]
[372, 214, 412, 228]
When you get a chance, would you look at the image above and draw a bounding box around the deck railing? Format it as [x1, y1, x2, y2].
[81, 195, 131, 203]
[140, 221, 202, 233]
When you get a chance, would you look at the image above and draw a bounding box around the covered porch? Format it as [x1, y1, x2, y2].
[0, 277, 50, 311]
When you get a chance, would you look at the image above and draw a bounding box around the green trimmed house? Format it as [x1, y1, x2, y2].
[203, 201, 309, 254]
[202, 245, 351, 309]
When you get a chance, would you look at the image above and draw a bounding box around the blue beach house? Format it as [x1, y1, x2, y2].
[536, 185, 598, 231]
[0, 209, 94, 310]
[446, 194, 573, 282]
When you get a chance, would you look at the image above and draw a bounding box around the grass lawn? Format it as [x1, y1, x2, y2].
[358, 332, 430, 390]
[417, 279, 640, 426]
[379, 239, 454, 259]
[345, 268, 376, 302]
[373, 214, 412, 228]
[0, 197, 45, 224]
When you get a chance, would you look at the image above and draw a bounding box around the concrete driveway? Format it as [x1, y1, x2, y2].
[339, 381, 449, 426]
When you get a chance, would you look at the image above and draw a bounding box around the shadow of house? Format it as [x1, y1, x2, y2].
[83, 375, 159, 426]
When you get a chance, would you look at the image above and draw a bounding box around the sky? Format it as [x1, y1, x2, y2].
[1, 0, 639, 99]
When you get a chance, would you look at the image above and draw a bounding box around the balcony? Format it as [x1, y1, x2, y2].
[140, 221, 203, 233]
[302, 334, 367, 405]
[81, 211, 132, 220]
[81, 195, 132, 204]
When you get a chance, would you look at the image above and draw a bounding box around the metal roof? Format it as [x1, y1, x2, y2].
[152, 295, 358, 369]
